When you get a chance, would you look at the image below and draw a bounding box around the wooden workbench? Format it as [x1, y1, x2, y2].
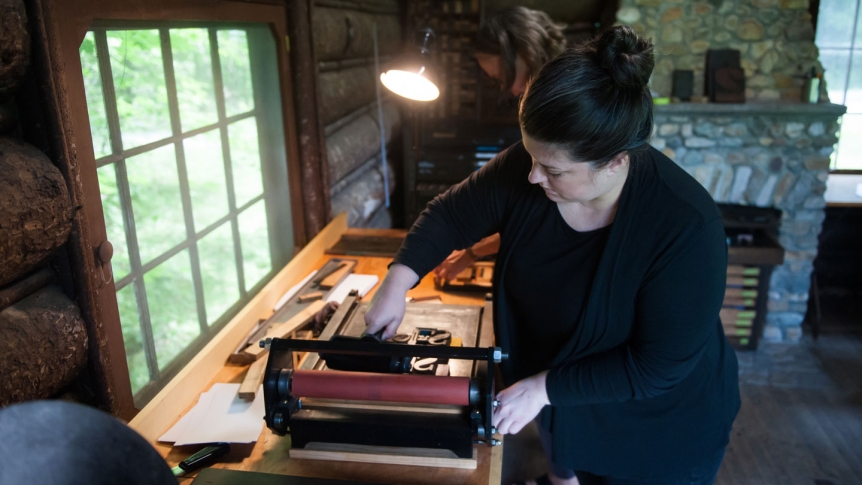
[130, 216, 502, 484]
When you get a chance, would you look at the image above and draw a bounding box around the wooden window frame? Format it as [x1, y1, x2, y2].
[815, 0, 862, 174]
[33, 0, 306, 420]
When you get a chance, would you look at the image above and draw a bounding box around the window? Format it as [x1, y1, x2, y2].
[79, 23, 294, 405]
[817, 0, 862, 170]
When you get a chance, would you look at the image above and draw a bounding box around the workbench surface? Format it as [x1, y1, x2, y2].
[148, 228, 503, 484]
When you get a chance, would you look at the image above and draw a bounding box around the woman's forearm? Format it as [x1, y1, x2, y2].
[471, 233, 501, 258]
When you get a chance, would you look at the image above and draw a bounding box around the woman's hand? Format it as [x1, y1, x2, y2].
[433, 249, 475, 282]
[432, 234, 502, 283]
[364, 264, 420, 339]
[492, 371, 551, 435]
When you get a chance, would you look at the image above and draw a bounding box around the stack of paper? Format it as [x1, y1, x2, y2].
[158, 383, 265, 446]
[326, 274, 379, 303]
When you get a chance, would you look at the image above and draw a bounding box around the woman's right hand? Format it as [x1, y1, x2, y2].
[433, 249, 475, 283]
[364, 264, 420, 339]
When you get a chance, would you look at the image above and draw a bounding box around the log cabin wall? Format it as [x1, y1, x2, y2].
[0, 0, 93, 410]
[313, 0, 402, 228]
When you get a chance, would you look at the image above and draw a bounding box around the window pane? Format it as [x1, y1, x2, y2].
[217, 30, 254, 117]
[107, 29, 172, 149]
[228, 118, 264, 207]
[80, 32, 111, 159]
[239, 200, 271, 290]
[126, 145, 186, 264]
[836, 114, 862, 169]
[170, 29, 218, 131]
[145, 249, 200, 370]
[97, 164, 131, 280]
[184, 129, 229, 230]
[198, 222, 240, 324]
[854, 0, 862, 46]
[843, 51, 862, 113]
[117, 283, 148, 394]
[820, 49, 851, 105]
[816, 0, 858, 48]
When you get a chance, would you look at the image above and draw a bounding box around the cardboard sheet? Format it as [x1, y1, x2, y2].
[158, 383, 265, 446]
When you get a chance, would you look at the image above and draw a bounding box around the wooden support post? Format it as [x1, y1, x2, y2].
[287, 0, 330, 237]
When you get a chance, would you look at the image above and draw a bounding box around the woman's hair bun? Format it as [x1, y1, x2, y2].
[594, 26, 654, 90]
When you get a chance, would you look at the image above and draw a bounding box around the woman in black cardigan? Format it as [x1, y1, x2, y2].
[365, 26, 740, 485]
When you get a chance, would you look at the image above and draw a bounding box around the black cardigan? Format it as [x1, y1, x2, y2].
[393, 142, 740, 478]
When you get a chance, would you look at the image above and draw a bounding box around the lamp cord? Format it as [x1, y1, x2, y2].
[373, 22, 391, 208]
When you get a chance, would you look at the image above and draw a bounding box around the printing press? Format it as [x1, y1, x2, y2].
[261, 290, 504, 464]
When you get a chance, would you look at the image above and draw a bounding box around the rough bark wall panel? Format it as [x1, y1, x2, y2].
[0, 285, 88, 406]
[330, 158, 396, 228]
[318, 65, 376, 125]
[325, 101, 399, 186]
[0, 137, 74, 287]
[0, 0, 30, 98]
[313, 7, 401, 61]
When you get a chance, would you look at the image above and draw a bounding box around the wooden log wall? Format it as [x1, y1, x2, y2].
[0, 0, 89, 407]
[0, 0, 30, 98]
[313, 0, 402, 228]
[0, 137, 75, 287]
[0, 285, 88, 406]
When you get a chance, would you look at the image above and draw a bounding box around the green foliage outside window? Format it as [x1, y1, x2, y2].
[80, 26, 277, 397]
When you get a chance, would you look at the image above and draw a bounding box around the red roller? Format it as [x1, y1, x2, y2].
[291, 370, 472, 406]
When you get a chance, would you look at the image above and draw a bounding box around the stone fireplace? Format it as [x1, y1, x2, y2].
[612, 0, 845, 342]
[650, 104, 844, 343]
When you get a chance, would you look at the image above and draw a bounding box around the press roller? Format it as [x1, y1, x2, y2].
[289, 369, 481, 406]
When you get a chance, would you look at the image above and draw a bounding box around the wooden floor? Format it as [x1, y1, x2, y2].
[502, 329, 862, 485]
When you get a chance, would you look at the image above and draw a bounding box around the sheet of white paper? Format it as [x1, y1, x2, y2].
[165, 384, 266, 446]
[274, 270, 318, 311]
[158, 388, 216, 443]
[326, 274, 379, 303]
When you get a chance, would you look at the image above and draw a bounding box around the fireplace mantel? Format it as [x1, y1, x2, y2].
[655, 102, 846, 118]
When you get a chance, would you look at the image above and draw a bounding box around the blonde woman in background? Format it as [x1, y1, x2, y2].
[434, 7, 568, 282]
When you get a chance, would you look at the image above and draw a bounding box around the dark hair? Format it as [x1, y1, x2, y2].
[519, 26, 655, 169]
[476, 7, 567, 92]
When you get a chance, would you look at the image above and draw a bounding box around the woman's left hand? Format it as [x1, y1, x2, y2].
[492, 371, 551, 435]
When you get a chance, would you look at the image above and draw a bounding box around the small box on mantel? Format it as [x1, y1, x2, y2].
[705, 50, 745, 103]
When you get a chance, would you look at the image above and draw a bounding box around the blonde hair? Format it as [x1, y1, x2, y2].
[476, 7, 567, 91]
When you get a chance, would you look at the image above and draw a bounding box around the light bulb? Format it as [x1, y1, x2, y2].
[380, 70, 439, 101]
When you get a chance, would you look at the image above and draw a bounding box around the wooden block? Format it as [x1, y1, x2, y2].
[720, 308, 756, 321]
[723, 297, 756, 308]
[722, 319, 753, 328]
[726, 265, 760, 276]
[298, 291, 323, 303]
[238, 356, 267, 401]
[726, 275, 758, 287]
[241, 300, 327, 360]
[723, 326, 752, 337]
[319, 262, 350, 289]
[290, 442, 478, 469]
[725, 287, 758, 299]
[476, 267, 492, 281]
[455, 268, 473, 281]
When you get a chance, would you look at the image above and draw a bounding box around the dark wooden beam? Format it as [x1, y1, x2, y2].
[288, 0, 330, 237]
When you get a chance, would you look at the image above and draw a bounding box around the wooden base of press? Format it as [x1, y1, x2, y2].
[290, 442, 478, 469]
